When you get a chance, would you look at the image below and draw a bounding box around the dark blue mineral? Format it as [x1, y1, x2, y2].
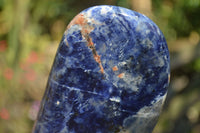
[33, 5, 170, 133]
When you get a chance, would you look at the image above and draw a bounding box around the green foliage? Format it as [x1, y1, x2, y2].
[116, 0, 131, 8]
[194, 58, 200, 72]
[153, 0, 200, 39]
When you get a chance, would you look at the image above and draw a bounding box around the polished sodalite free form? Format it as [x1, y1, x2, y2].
[33, 5, 170, 133]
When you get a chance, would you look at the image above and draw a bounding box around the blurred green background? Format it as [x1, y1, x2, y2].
[0, 0, 200, 133]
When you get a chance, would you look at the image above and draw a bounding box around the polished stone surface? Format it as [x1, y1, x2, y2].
[33, 5, 170, 133]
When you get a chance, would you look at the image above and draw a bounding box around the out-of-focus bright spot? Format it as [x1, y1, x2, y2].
[27, 51, 39, 64]
[0, 108, 10, 120]
[169, 97, 184, 119]
[171, 76, 189, 92]
[3, 68, 14, 80]
[0, 40, 7, 52]
[189, 31, 199, 45]
[25, 69, 37, 81]
[28, 101, 40, 121]
[187, 106, 199, 123]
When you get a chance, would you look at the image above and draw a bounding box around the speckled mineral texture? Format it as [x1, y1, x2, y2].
[33, 5, 170, 133]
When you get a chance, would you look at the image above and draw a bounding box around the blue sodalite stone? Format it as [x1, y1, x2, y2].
[33, 5, 170, 133]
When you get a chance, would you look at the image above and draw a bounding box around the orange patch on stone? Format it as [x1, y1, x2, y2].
[87, 37, 94, 47]
[94, 55, 104, 74]
[112, 66, 118, 71]
[67, 13, 105, 74]
[118, 73, 125, 78]
[67, 14, 85, 29]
